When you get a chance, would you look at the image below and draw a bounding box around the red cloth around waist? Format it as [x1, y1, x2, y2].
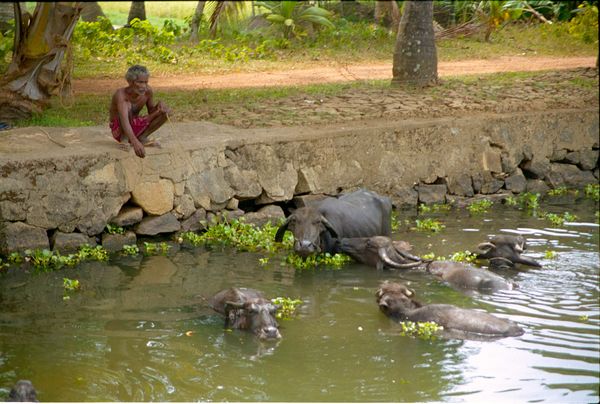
[110, 116, 149, 142]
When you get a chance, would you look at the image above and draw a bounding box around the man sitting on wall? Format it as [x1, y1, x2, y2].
[109, 65, 171, 158]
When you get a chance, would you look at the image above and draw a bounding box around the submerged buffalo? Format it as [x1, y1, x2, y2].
[476, 235, 542, 269]
[275, 189, 392, 258]
[338, 236, 422, 270]
[209, 288, 281, 339]
[7, 380, 38, 402]
[376, 281, 524, 339]
[426, 261, 517, 292]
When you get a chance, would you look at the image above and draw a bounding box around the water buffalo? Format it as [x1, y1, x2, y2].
[338, 236, 422, 270]
[375, 281, 524, 339]
[275, 189, 392, 258]
[209, 287, 281, 340]
[476, 234, 542, 269]
[7, 380, 38, 402]
[426, 261, 517, 292]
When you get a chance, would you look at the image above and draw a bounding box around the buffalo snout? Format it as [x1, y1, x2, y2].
[295, 239, 319, 258]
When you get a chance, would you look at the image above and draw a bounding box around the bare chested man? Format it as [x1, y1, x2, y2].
[109, 65, 171, 158]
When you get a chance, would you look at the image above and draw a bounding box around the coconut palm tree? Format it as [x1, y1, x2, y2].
[127, 1, 146, 26]
[0, 3, 81, 122]
[190, 1, 207, 42]
[392, 1, 438, 87]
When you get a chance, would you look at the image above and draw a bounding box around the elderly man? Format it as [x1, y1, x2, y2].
[109, 65, 171, 158]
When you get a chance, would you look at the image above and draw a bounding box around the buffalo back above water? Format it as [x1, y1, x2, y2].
[209, 287, 281, 339]
[275, 189, 392, 257]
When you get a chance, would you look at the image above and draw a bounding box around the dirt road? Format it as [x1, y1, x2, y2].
[73, 56, 596, 94]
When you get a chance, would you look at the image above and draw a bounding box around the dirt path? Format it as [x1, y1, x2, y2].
[73, 56, 596, 94]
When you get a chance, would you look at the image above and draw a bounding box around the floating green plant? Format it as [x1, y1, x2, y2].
[284, 252, 351, 270]
[418, 203, 452, 214]
[399, 321, 443, 340]
[271, 296, 303, 320]
[467, 199, 493, 214]
[448, 250, 478, 263]
[22, 245, 109, 271]
[63, 277, 81, 301]
[544, 250, 558, 259]
[414, 218, 445, 232]
[143, 241, 170, 255]
[543, 212, 578, 227]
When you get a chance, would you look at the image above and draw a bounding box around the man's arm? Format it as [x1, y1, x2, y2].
[146, 87, 171, 119]
[116, 91, 145, 158]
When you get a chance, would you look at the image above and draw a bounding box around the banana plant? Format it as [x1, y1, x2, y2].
[256, 1, 334, 39]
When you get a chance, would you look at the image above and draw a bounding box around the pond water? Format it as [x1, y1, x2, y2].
[0, 197, 598, 402]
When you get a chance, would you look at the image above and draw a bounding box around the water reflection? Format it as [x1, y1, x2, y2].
[0, 199, 598, 401]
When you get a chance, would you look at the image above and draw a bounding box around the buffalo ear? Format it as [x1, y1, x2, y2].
[320, 215, 339, 239]
[275, 216, 292, 242]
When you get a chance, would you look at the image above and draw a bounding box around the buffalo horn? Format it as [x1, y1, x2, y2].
[477, 242, 495, 253]
[320, 216, 339, 239]
[274, 216, 292, 242]
[378, 248, 423, 269]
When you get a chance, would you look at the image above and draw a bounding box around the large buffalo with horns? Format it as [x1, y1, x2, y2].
[275, 189, 392, 258]
[338, 236, 422, 270]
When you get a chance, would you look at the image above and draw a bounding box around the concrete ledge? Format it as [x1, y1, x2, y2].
[1, 108, 598, 254]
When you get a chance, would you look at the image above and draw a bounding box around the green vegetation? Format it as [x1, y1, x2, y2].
[271, 296, 303, 320]
[421, 250, 477, 263]
[414, 218, 446, 233]
[418, 203, 452, 214]
[505, 192, 540, 211]
[106, 224, 125, 235]
[15, 245, 109, 272]
[545, 250, 558, 259]
[122, 244, 140, 256]
[467, 199, 493, 214]
[143, 241, 171, 255]
[398, 321, 444, 340]
[584, 184, 600, 201]
[547, 186, 570, 196]
[543, 211, 578, 226]
[62, 278, 81, 301]
[284, 252, 351, 270]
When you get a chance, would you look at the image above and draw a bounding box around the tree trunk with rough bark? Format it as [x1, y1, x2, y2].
[189, 1, 206, 42]
[0, 3, 82, 122]
[80, 2, 106, 23]
[127, 1, 146, 25]
[392, 1, 437, 87]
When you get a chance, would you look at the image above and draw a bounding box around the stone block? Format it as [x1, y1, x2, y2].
[0, 222, 49, 255]
[504, 168, 527, 194]
[390, 186, 418, 208]
[131, 179, 174, 215]
[526, 179, 550, 194]
[563, 151, 581, 165]
[134, 213, 181, 236]
[546, 163, 597, 188]
[180, 209, 207, 233]
[292, 194, 330, 208]
[111, 206, 143, 227]
[521, 158, 550, 179]
[295, 167, 321, 194]
[244, 205, 286, 227]
[173, 195, 196, 220]
[51, 231, 90, 253]
[480, 171, 504, 194]
[579, 149, 598, 171]
[482, 149, 503, 173]
[223, 165, 262, 200]
[102, 231, 137, 253]
[416, 184, 447, 204]
[447, 173, 474, 197]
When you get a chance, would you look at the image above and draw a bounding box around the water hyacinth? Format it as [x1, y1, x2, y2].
[398, 321, 444, 340]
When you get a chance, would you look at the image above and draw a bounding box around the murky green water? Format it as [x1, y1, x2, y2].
[1, 198, 598, 402]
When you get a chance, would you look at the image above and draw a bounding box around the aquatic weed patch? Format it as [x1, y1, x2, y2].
[413, 218, 446, 233]
[17, 245, 109, 272]
[398, 321, 444, 340]
[284, 252, 351, 270]
[467, 199, 493, 214]
[271, 297, 303, 320]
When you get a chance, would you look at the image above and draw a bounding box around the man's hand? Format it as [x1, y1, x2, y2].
[157, 101, 172, 116]
[132, 139, 146, 158]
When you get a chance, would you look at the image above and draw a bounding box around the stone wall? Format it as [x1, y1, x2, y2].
[1, 108, 598, 254]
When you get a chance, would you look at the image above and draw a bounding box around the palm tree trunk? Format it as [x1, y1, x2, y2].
[190, 1, 206, 42]
[392, 1, 437, 87]
[0, 3, 82, 122]
[127, 1, 146, 25]
[80, 2, 107, 23]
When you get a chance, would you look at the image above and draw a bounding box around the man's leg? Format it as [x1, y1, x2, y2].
[138, 113, 168, 147]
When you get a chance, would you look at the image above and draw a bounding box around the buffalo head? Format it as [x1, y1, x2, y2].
[211, 288, 282, 340]
[477, 234, 541, 268]
[275, 206, 339, 258]
[8, 380, 38, 402]
[339, 236, 422, 270]
[375, 281, 422, 319]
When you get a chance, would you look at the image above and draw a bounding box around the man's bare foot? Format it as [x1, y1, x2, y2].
[117, 143, 130, 152]
[143, 139, 161, 148]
